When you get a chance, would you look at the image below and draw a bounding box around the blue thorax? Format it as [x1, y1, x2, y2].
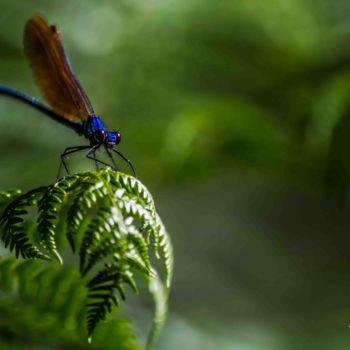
[84, 116, 106, 138]
[84, 116, 120, 146]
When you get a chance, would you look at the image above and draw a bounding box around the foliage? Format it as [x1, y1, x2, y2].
[0, 169, 173, 349]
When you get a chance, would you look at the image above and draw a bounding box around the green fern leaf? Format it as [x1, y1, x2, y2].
[0, 169, 174, 349]
[86, 262, 132, 337]
[66, 173, 106, 252]
[147, 269, 169, 350]
[154, 215, 174, 289]
[0, 189, 22, 207]
[126, 229, 151, 273]
[0, 187, 50, 260]
[37, 183, 67, 263]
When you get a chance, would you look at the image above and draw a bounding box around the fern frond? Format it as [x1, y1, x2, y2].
[0, 169, 174, 349]
[66, 173, 106, 252]
[0, 256, 142, 349]
[86, 261, 132, 337]
[126, 228, 151, 274]
[37, 183, 67, 263]
[0, 189, 21, 207]
[80, 204, 112, 275]
[80, 202, 127, 276]
[147, 269, 168, 350]
[154, 215, 174, 289]
[109, 173, 155, 208]
[0, 187, 49, 260]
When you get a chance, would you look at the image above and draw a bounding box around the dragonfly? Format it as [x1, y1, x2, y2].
[0, 15, 135, 177]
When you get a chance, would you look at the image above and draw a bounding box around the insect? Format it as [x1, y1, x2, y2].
[0, 15, 135, 177]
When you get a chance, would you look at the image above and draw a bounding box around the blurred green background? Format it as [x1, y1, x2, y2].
[1, 0, 350, 349]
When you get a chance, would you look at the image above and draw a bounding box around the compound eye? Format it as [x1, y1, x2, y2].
[95, 129, 107, 142]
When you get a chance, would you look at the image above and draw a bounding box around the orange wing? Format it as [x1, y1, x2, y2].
[23, 15, 95, 122]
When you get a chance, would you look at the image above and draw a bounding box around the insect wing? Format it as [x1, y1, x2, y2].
[24, 15, 95, 122]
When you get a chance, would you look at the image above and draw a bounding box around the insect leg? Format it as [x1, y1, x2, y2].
[91, 148, 100, 171]
[111, 148, 136, 177]
[86, 144, 113, 168]
[58, 145, 91, 178]
[105, 146, 118, 171]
